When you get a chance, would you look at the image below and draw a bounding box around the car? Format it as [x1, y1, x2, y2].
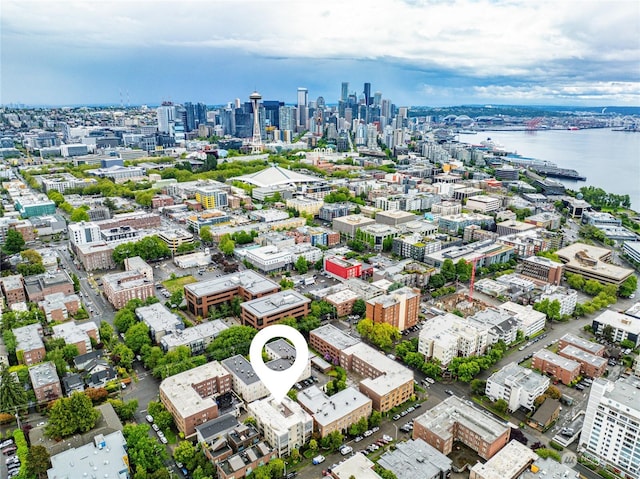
[424, 377, 435, 385]
[145, 414, 154, 423]
[363, 430, 373, 437]
[354, 436, 363, 442]
[400, 410, 408, 416]
[445, 389, 454, 396]
[175, 462, 184, 469]
[414, 402, 422, 408]
[392, 414, 401, 421]
[382, 435, 393, 442]
[152, 424, 160, 431]
[285, 473, 298, 479]
[121, 382, 127, 389]
[312, 455, 326, 465]
[518, 345, 526, 351]
[371, 426, 379, 433]
[37, 421, 45, 426]
[0, 440, 14, 449]
[340, 445, 353, 455]
[575, 384, 585, 391]
[406, 406, 415, 413]
[159, 435, 168, 444]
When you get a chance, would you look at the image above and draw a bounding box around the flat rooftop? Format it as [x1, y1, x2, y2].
[240, 290, 310, 318]
[330, 452, 381, 479]
[222, 354, 261, 385]
[593, 309, 640, 335]
[488, 362, 549, 391]
[343, 342, 414, 394]
[469, 440, 538, 479]
[298, 386, 371, 427]
[378, 439, 452, 479]
[136, 302, 183, 332]
[310, 324, 361, 350]
[159, 361, 230, 417]
[599, 375, 640, 412]
[556, 242, 633, 282]
[185, 270, 279, 298]
[559, 333, 604, 355]
[160, 320, 228, 350]
[14, 323, 44, 351]
[560, 345, 607, 368]
[29, 361, 59, 388]
[533, 349, 580, 371]
[247, 396, 312, 433]
[414, 396, 509, 444]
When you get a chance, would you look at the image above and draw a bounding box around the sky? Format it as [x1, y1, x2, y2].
[1, 0, 639, 107]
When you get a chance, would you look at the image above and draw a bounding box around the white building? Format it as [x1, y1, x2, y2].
[419, 313, 489, 366]
[485, 362, 550, 412]
[247, 396, 313, 457]
[466, 195, 502, 213]
[591, 309, 640, 346]
[469, 439, 538, 479]
[68, 221, 101, 247]
[239, 245, 293, 273]
[539, 286, 578, 316]
[579, 376, 640, 478]
[498, 301, 546, 337]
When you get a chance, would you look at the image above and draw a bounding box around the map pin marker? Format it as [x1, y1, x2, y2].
[249, 324, 309, 404]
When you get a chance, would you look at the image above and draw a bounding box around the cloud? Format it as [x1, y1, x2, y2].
[2, 0, 639, 105]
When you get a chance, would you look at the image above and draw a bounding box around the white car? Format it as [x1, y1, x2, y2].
[145, 414, 154, 423]
[363, 430, 373, 437]
[340, 445, 353, 456]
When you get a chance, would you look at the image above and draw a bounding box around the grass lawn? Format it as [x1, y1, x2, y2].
[162, 275, 197, 293]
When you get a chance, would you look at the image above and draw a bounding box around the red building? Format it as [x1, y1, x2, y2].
[324, 256, 362, 280]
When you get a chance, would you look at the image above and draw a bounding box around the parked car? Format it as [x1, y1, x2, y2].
[382, 435, 393, 442]
[340, 445, 353, 455]
[152, 424, 160, 432]
[354, 436, 363, 442]
[371, 426, 379, 433]
[445, 389, 454, 396]
[145, 415, 154, 423]
[363, 430, 373, 437]
[392, 414, 401, 421]
[312, 455, 326, 465]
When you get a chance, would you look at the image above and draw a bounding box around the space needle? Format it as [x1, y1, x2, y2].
[249, 91, 263, 154]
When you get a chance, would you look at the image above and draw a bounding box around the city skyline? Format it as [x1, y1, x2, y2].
[2, 0, 639, 107]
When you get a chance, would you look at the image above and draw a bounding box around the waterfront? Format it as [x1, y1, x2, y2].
[460, 128, 640, 211]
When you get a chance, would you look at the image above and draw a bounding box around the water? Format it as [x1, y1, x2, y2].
[461, 129, 640, 210]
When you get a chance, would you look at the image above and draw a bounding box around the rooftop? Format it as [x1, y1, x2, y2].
[184, 270, 279, 298]
[160, 320, 228, 350]
[413, 396, 510, 444]
[29, 361, 59, 388]
[559, 345, 607, 368]
[330, 452, 382, 479]
[136, 302, 183, 333]
[469, 440, 538, 479]
[310, 324, 361, 351]
[233, 165, 323, 188]
[343, 342, 414, 394]
[14, 323, 44, 352]
[240, 289, 310, 318]
[593, 309, 640, 335]
[247, 396, 313, 433]
[533, 349, 580, 371]
[488, 362, 549, 392]
[297, 386, 371, 427]
[560, 334, 603, 354]
[556, 242, 633, 282]
[597, 375, 640, 412]
[378, 439, 453, 479]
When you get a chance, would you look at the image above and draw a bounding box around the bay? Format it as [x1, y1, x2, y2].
[461, 128, 640, 211]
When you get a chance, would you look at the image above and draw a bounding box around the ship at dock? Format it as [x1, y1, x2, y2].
[527, 165, 586, 181]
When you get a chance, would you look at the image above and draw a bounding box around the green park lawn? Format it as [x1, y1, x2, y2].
[162, 275, 197, 293]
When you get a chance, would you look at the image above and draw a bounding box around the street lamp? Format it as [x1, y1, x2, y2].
[392, 423, 398, 441]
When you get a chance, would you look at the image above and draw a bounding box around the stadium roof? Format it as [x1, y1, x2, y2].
[232, 165, 322, 187]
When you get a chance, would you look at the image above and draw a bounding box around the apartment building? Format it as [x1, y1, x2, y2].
[531, 350, 581, 385]
[159, 320, 228, 354]
[558, 333, 605, 357]
[332, 214, 376, 238]
[309, 324, 361, 365]
[124, 256, 153, 282]
[136, 302, 184, 343]
[486, 362, 550, 412]
[68, 221, 102, 249]
[366, 286, 420, 331]
[579, 376, 640, 479]
[558, 345, 607, 378]
[1, 274, 26, 305]
[29, 361, 62, 404]
[297, 385, 372, 437]
[377, 439, 452, 479]
[247, 396, 313, 457]
[216, 441, 276, 479]
[591, 309, 640, 347]
[24, 272, 74, 303]
[52, 321, 99, 355]
[95, 211, 161, 230]
[185, 270, 280, 318]
[419, 313, 489, 366]
[157, 229, 195, 253]
[159, 361, 232, 438]
[538, 286, 578, 316]
[221, 354, 270, 403]
[75, 242, 116, 271]
[14, 323, 45, 366]
[413, 396, 510, 460]
[519, 256, 564, 285]
[467, 196, 502, 213]
[325, 289, 360, 317]
[38, 292, 81, 322]
[498, 302, 546, 337]
[240, 290, 311, 330]
[340, 342, 414, 412]
[324, 256, 362, 280]
[102, 270, 154, 309]
[285, 196, 324, 216]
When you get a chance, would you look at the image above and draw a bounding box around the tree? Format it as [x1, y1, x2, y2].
[441, 258, 456, 282]
[169, 289, 183, 307]
[70, 207, 90, 222]
[71, 273, 81, 293]
[428, 273, 445, 289]
[147, 401, 174, 431]
[369, 410, 382, 427]
[111, 342, 135, 370]
[294, 255, 309, 274]
[0, 365, 28, 412]
[46, 392, 100, 439]
[545, 385, 562, 399]
[26, 445, 51, 479]
[123, 423, 169, 474]
[84, 387, 109, 404]
[199, 226, 213, 244]
[219, 234, 235, 256]
[2, 229, 25, 255]
[619, 275, 638, 297]
[206, 326, 258, 360]
[173, 440, 197, 469]
[470, 379, 486, 395]
[108, 398, 138, 421]
[456, 259, 472, 282]
[351, 298, 366, 318]
[547, 299, 561, 322]
[308, 439, 318, 452]
[493, 398, 509, 414]
[114, 308, 137, 333]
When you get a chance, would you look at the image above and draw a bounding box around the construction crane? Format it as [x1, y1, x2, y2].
[467, 253, 487, 301]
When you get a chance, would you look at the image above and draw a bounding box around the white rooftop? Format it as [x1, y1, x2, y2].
[233, 165, 323, 188]
[297, 386, 371, 427]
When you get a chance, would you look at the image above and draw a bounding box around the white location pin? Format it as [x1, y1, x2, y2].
[249, 325, 309, 404]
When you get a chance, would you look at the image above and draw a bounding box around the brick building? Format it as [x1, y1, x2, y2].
[558, 333, 605, 357]
[24, 272, 74, 303]
[324, 256, 362, 280]
[309, 324, 361, 365]
[102, 270, 154, 309]
[14, 323, 45, 366]
[240, 290, 311, 329]
[1, 274, 26, 306]
[29, 361, 62, 404]
[324, 289, 360, 317]
[38, 292, 81, 322]
[520, 256, 564, 286]
[75, 242, 116, 272]
[558, 345, 607, 378]
[531, 350, 581, 385]
[366, 286, 420, 331]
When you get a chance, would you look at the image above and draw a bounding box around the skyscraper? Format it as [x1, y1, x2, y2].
[297, 87, 308, 130]
[363, 82, 371, 107]
[156, 102, 175, 134]
[341, 82, 349, 102]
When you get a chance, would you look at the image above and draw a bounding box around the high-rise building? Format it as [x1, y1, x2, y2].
[297, 87, 308, 129]
[579, 376, 640, 478]
[341, 82, 349, 102]
[373, 91, 382, 107]
[278, 106, 296, 134]
[157, 102, 175, 134]
[363, 82, 371, 106]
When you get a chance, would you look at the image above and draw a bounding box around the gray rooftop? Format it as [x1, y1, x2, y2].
[1, 274, 23, 291]
[14, 323, 44, 351]
[221, 354, 262, 385]
[185, 269, 279, 297]
[310, 324, 361, 350]
[488, 362, 549, 392]
[378, 439, 452, 479]
[265, 338, 297, 359]
[240, 289, 310, 317]
[195, 412, 240, 443]
[136, 302, 183, 333]
[29, 361, 59, 388]
[533, 349, 581, 371]
[414, 396, 509, 444]
[344, 342, 414, 394]
[559, 345, 607, 368]
[596, 375, 640, 412]
[297, 385, 371, 427]
[160, 319, 228, 350]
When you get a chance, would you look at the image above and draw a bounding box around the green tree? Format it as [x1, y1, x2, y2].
[169, 290, 183, 307]
[46, 392, 100, 439]
[108, 398, 139, 421]
[99, 321, 115, 345]
[125, 322, 152, 354]
[111, 342, 135, 370]
[114, 308, 137, 333]
[441, 259, 456, 282]
[2, 229, 25, 255]
[493, 398, 509, 414]
[547, 299, 562, 321]
[71, 273, 81, 293]
[219, 235, 235, 256]
[147, 401, 174, 431]
[470, 379, 486, 395]
[294, 255, 309, 274]
[123, 423, 169, 473]
[456, 259, 472, 282]
[173, 440, 197, 469]
[619, 275, 638, 297]
[369, 410, 382, 427]
[206, 326, 258, 360]
[26, 444, 51, 479]
[308, 439, 318, 452]
[428, 273, 445, 289]
[351, 298, 366, 318]
[70, 207, 90, 222]
[199, 226, 213, 244]
[382, 236, 394, 252]
[0, 364, 28, 412]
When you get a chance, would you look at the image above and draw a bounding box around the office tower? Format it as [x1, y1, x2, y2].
[183, 102, 196, 132]
[297, 87, 308, 129]
[156, 102, 175, 134]
[279, 106, 296, 134]
[263, 101, 283, 129]
[579, 376, 640, 478]
[373, 91, 382, 107]
[381, 99, 391, 119]
[195, 103, 208, 128]
[316, 96, 326, 110]
[341, 82, 349, 102]
[249, 91, 263, 153]
[364, 82, 371, 106]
